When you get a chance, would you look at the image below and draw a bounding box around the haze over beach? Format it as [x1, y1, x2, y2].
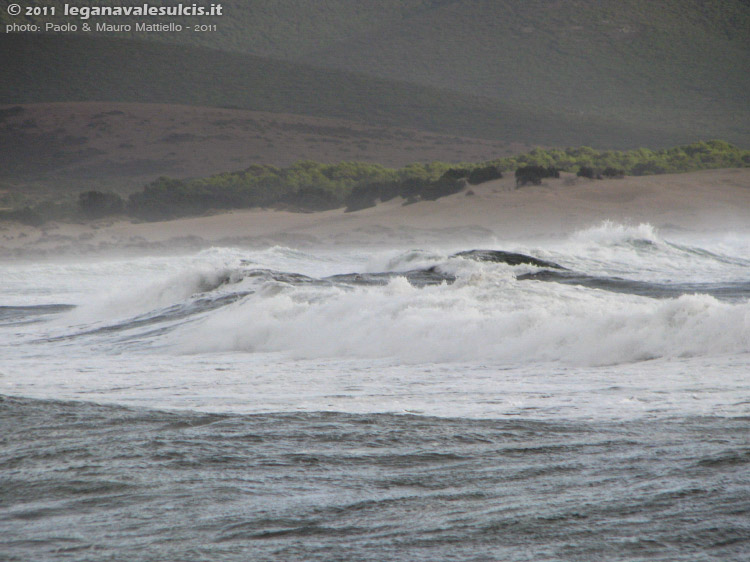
[2, 167, 749, 256]
[1, 2, 749, 561]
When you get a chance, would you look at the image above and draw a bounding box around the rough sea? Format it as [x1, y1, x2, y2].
[1, 221, 749, 561]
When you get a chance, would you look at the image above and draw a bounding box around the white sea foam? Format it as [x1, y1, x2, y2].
[169, 270, 750, 366]
[571, 220, 663, 246]
[530, 221, 750, 282]
[25, 227, 750, 365]
[2, 223, 749, 420]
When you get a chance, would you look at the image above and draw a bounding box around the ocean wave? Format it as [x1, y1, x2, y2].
[571, 220, 663, 247]
[167, 272, 750, 366]
[543, 221, 750, 282]
[29, 232, 749, 366]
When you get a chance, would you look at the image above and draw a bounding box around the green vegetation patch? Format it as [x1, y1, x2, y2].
[124, 140, 749, 221]
[1, 140, 746, 225]
[491, 140, 750, 176]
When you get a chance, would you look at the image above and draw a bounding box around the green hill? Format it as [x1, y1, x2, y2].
[1, 34, 688, 148]
[4, 0, 748, 145]
[299, 0, 750, 142]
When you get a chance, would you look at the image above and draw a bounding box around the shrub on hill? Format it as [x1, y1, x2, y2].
[498, 140, 747, 178]
[441, 168, 472, 181]
[467, 165, 503, 185]
[121, 141, 748, 220]
[0, 200, 76, 225]
[602, 167, 625, 178]
[515, 165, 560, 187]
[3, 140, 746, 224]
[78, 191, 124, 219]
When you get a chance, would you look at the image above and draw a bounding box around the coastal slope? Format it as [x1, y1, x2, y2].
[2, 168, 748, 256]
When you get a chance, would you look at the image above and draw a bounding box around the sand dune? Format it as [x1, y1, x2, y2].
[1, 168, 748, 257]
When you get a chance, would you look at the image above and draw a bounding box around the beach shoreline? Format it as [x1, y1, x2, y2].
[1, 168, 748, 258]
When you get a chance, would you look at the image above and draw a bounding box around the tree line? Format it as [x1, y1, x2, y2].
[2, 140, 747, 224]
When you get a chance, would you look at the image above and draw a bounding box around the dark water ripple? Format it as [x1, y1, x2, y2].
[0, 305, 75, 326]
[1, 396, 748, 561]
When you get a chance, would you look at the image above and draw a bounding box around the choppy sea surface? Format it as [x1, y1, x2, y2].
[1, 221, 749, 561]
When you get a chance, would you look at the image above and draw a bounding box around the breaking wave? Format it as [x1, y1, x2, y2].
[35, 230, 750, 367]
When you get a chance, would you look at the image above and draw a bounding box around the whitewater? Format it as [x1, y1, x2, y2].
[1, 221, 749, 561]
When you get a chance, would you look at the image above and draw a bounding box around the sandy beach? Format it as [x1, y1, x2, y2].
[2, 168, 748, 257]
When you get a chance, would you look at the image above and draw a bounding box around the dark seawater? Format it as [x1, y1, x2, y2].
[1, 396, 748, 561]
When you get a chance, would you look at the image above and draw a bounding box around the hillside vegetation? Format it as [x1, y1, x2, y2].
[5, 0, 748, 145]
[125, 140, 750, 220]
[3, 141, 746, 225]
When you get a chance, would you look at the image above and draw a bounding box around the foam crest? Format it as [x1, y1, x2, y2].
[545, 221, 750, 283]
[61, 265, 241, 327]
[170, 275, 750, 367]
[571, 221, 662, 247]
